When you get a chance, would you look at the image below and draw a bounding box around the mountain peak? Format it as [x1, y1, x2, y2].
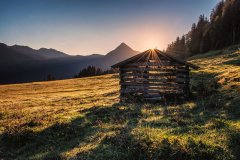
[103, 43, 139, 66]
[119, 42, 127, 46]
[116, 42, 132, 50]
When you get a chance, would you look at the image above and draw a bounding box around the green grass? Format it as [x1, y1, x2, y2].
[0, 46, 240, 160]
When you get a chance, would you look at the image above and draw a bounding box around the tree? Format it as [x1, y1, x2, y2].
[166, 0, 240, 56]
[47, 74, 55, 81]
[75, 66, 116, 78]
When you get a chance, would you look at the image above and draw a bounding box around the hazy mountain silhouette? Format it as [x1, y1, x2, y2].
[101, 42, 139, 67]
[11, 45, 70, 59]
[36, 48, 70, 59]
[75, 54, 104, 60]
[0, 42, 139, 84]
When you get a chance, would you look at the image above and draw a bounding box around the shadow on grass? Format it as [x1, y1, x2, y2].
[0, 103, 143, 159]
[1, 71, 240, 159]
[141, 101, 227, 134]
[1, 100, 240, 159]
[226, 128, 240, 160]
[0, 110, 97, 159]
[223, 59, 240, 66]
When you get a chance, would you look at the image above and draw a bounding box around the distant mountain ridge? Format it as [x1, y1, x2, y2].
[11, 44, 70, 59]
[37, 48, 70, 59]
[0, 42, 139, 84]
[0, 43, 37, 65]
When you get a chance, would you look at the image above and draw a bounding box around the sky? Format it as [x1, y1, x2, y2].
[0, 0, 220, 55]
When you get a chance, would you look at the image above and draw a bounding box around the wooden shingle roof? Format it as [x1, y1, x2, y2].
[111, 49, 199, 70]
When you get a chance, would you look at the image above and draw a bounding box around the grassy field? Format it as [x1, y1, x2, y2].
[0, 46, 240, 159]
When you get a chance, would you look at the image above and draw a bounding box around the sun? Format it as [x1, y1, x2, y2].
[150, 47, 158, 51]
[144, 41, 159, 50]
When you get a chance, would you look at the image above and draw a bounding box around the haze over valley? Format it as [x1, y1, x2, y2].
[0, 42, 139, 84]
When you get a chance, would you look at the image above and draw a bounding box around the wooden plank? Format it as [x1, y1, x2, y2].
[121, 74, 189, 80]
[120, 72, 186, 77]
[121, 77, 189, 83]
[125, 62, 184, 67]
[176, 66, 189, 70]
[121, 73, 173, 77]
[121, 82, 188, 89]
[143, 93, 182, 98]
[121, 88, 144, 92]
[144, 88, 184, 91]
[144, 97, 163, 101]
[123, 85, 144, 89]
[147, 80, 187, 84]
[143, 94, 164, 98]
[121, 82, 187, 87]
[144, 96, 186, 101]
[143, 90, 183, 94]
[121, 79, 171, 83]
[122, 77, 146, 81]
[120, 91, 143, 94]
[122, 77, 173, 81]
[121, 89, 185, 93]
[120, 84, 188, 90]
[149, 66, 188, 70]
[122, 84, 186, 88]
[120, 89, 184, 94]
[121, 68, 189, 72]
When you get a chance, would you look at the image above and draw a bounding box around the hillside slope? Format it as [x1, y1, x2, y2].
[0, 46, 239, 159]
[0, 43, 138, 84]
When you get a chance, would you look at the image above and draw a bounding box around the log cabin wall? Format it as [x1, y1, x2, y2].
[119, 57, 190, 102]
[112, 49, 199, 102]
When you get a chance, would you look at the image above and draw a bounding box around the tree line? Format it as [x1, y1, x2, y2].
[166, 0, 240, 58]
[74, 66, 116, 78]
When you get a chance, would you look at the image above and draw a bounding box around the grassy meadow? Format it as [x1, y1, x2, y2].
[0, 46, 240, 159]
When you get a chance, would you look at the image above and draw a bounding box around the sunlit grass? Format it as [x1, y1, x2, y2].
[0, 46, 240, 159]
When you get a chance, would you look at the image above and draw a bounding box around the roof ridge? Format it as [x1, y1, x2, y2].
[111, 49, 199, 70]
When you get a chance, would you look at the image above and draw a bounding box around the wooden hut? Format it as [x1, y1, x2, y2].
[111, 49, 199, 102]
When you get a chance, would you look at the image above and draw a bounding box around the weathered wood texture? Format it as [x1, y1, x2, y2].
[119, 64, 190, 101]
[112, 49, 198, 102]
